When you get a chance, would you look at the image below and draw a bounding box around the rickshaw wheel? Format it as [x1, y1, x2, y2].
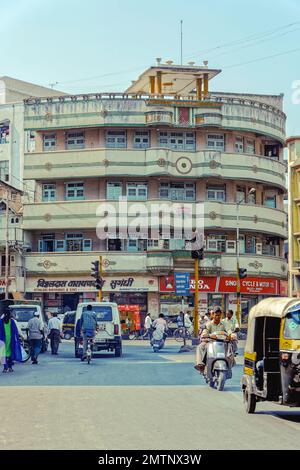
[244, 387, 256, 414]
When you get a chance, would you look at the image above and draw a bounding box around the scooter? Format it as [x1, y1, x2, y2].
[204, 336, 235, 391]
[150, 326, 166, 353]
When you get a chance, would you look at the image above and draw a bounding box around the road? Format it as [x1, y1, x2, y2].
[1, 340, 300, 450]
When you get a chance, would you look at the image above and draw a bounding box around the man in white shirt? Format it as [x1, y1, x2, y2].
[184, 311, 193, 335]
[144, 313, 152, 338]
[48, 312, 62, 355]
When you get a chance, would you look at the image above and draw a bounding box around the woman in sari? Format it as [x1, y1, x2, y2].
[0, 308, 22, 372]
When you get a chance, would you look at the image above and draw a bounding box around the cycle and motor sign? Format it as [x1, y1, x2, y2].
[174, 273, 190, 296]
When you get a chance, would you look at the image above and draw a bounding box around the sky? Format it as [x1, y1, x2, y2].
[1, 0, 300, 134]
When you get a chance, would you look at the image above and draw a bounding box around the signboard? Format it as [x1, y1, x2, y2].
[218, 277, 278, 295]
[26, 276, 158, 293]
[160, 276, 279, 295]
[174, 273, 190, 296]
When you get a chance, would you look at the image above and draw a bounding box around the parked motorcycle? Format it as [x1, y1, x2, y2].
[203, 336, 235, 391]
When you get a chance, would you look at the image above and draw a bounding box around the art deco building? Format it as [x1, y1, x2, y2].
[22, 61, 287, 325]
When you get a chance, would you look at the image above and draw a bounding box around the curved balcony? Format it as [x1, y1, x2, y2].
[24, 93, 285, 142]
[24, 148, 286, 190]
[146, 252, 173, 275]
[23, 199, 287, 239]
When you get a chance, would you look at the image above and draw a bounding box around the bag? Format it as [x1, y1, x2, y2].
[20, 345, 28, 362]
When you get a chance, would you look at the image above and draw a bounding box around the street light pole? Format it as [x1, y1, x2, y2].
[236, 187, 256, 327]
[4, 188, 10, 300]
[236, 201, 241, 326]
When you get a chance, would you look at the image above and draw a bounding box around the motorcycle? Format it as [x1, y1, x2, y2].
[203, 335, 235, 391]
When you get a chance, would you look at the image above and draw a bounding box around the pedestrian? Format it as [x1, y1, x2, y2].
[144, 312, 152, 338]
[48, 312, 62, 355]
[27, 311, 45, 364]
[0, 308, 22, 373]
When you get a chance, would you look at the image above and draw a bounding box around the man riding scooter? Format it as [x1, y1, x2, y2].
[151, 314, 167, 352]
[194, 307, 234, 372]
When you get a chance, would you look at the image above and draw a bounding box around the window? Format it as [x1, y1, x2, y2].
[65, 182, 84, 200]
[43, 134, 56, 151]
[264, 144, 279, 158]
[0, 161, 9, 182]
[248, 191, 256, 205]
[206, 235, 227, 252]
[206, 134, 225, 151]
[246, 139, 255, 154]
[159, 182, 195, 201]
[39, 234, 55, 252]
[134, 131, 150, 149]
[42, 184, 56, 202]
[0, 122, 9, 144]
[65, 233, 83, 251]
[236, 186, 246, 204]
[108, 239, 123, 251]
[107, 182, 123, 200]
[235, 136, 244, 153]
[158, 132, 195, 150]
[206, 184, 226, 201]
[264, 190, 277, 208]
[106, 131, 126, 148]
[66, 131, 85, 150]
[126, 183, 148, 200]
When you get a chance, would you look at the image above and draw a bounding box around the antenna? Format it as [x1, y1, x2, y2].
[49, 82, 58, 89]
[180, 20, 183, 65]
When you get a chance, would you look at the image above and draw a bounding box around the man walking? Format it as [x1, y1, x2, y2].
[144, 313, 152, 338]
[27, 311, 44, 364]
[48, 312, 62, 355]
[80, 304, 98, 361]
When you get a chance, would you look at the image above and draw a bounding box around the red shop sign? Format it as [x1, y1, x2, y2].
[160, 275, 279, 295]
[219, 277, 278, 295]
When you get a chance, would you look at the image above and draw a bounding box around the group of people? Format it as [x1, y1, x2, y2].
[0, 308, 64, 372]
[195, 307, 239, 372]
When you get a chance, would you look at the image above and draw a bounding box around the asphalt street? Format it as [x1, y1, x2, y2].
[1, 340, 300, 450]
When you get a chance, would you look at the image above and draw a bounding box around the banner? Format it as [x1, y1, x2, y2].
[160, 275, 279, 295]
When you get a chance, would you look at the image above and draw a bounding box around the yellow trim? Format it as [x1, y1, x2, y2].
[149, 76, 155, 94]
[156, 72, 162, 95]
[244, 367, 254, 376]
[204, 74, 209, 96]
[244, 352, 257, 361]
[279, 318, 300, 350]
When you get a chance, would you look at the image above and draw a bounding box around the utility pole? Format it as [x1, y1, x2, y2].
[98, 255, 103, 302]
[5, 188, 10, 300]
[194, 257, 199, 337]
[180, 20, 183, 65]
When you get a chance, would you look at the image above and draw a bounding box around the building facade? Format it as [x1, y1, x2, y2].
[287, 136, 300, 296]
[22, 62, 288, 325]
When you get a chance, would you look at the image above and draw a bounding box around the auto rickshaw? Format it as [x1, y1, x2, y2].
[242, 297, 300, 413]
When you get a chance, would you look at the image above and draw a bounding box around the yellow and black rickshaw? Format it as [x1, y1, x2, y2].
[242, 297, 300, 413]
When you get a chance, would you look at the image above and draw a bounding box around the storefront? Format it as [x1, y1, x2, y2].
[25, 276, 159, 323]
[159, 275, 283, 326]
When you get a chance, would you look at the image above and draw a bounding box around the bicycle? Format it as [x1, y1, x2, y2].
[81, 336, 93, 364]
[173, 326, 193, 342]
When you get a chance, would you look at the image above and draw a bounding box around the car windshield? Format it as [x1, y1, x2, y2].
[9, 307, 37, 322]
[82, 306, 112, 322]
[284, 310, 300, 339]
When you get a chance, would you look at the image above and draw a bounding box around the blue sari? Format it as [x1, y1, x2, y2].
[0, 318, 22, 362]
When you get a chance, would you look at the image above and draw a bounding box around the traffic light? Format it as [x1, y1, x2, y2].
[239, 268, 247, 279]
[191, 247, 204, 260]
[95, 278, 104, 290]
[91, 260, 99, 279]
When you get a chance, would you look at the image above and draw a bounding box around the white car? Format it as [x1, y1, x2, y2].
[74, 302, 122, 358]
[9, 304, 49, 352]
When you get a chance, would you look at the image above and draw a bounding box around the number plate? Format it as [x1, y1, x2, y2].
[98, 324, 106, 331]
